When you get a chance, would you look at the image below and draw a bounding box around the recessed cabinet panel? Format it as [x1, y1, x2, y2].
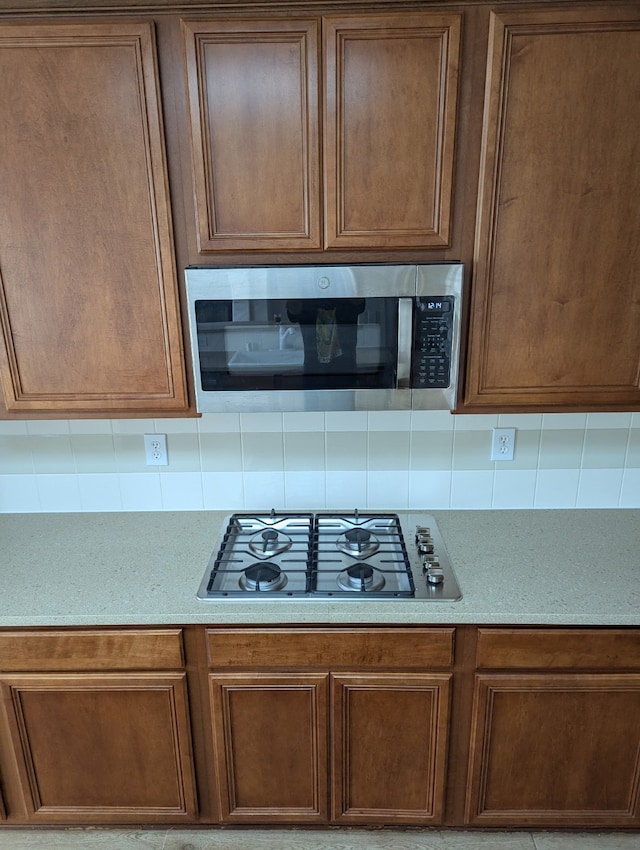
[331, 674, 451, 823]
[466, 674, 640, 826]
[323, 14, 460, 249]
[467, 8, 640, 408]
[0, 23, 187, 412]
[182, 19, 321, 251]
[2, 673, 197, 823]
[209, 674, 328, 822]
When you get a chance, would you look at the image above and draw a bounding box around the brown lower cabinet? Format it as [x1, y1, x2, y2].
[206, 627, 454, 824]
[1, 625, 640, 828]
[210, 673, 329, 822]
[0, 630, 197, 823]
[466, 628, 640, 827]
[331, 673, 451, 824]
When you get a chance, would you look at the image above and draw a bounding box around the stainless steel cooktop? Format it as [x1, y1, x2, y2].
[196, 511, 461, 601]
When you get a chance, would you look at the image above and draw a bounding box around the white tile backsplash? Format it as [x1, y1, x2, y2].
[534, 469, 581, 508]
[576, 468, 624, 508]
[620, 468, 640, 507]
[0, 411, 639, 512]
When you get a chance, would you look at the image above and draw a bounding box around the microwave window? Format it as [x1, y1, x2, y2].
[194, 298, 399, 391]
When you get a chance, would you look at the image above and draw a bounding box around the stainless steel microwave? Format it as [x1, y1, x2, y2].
[185, 264, 463, 413]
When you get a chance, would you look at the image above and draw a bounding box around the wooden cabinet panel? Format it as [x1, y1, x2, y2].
[324, 13, 460, 249]
[207, 627, 454, 669]
[182, 19, 321, 251]
[209, 673, 328, 822]
[0, 22, 187, 413]
[331, 673, 451, 824]
[1, 673, 197, 823]
[0, 629, 184, 672]
[466, 7, 640, 409]
[477, 628, 640, 671]
[466, 673, 640, 826]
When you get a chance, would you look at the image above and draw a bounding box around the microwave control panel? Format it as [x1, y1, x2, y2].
[412, 296, 456, 388]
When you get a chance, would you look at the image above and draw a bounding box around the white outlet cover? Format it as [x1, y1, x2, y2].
[144, 433, 168, 466]
[491, 427, 515, 461]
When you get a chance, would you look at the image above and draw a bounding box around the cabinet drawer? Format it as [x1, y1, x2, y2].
[477, 628, 640, 670]
[207, 627, 454, 669]
[0, 629, 184, 671]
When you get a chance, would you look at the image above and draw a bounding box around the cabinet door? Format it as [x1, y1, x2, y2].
[331, 673, 451, 824]
[182, 19, 321, 252]
[466, 673, 640, 826]
[0, 672, 197, 823]
[323, 13, 460, 249]
[0, 22, 187, 414]
[466, 8, 640, 409]
[209, 673, 328, 822]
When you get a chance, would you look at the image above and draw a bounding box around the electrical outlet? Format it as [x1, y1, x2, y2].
[491, 427, 516, 461]
[144, 434, 168, 466]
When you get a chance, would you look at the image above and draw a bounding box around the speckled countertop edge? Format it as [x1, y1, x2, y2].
[1, 509, 638, 627]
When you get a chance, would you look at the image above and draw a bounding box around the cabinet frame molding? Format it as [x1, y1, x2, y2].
[466, 7, 640, 409]
[182, 18, 322, 252]
[323, 12, 461, 249]
[209, 672, 329, 822]
[0, 21, 188, 413]
[1, 672, 198, 823]
[331, 672, 451, 824]
[466, 672, 640, 826]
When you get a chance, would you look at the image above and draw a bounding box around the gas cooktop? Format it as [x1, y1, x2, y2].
[196, 511, 461, 601]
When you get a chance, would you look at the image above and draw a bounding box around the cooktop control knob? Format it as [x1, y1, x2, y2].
[426, 568, 445, 585]
[422, 555, 439, 573]
[415, 526, 431, 540]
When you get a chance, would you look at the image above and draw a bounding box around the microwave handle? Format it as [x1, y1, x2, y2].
[397, 298, 413, 389]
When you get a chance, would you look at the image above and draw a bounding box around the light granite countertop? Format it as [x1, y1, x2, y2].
[0, 509, 638, 627]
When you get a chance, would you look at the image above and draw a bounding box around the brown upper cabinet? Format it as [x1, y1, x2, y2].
[0, 21, 188, 414]
[465, 6, 640, 410]
[182, 13, 461, 252]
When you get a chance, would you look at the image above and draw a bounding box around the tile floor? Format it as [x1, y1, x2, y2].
[0, 829, 638, 850]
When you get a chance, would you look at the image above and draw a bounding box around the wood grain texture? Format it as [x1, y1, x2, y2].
[477, 628, 640, 671]
[182, 18, 321, 251]
[323, 13, 460, 249]
[209, 673, 328, 822]
[0, 630, 185, 672]
[207, 627, 454, 669]
[1, 672, 197, 822]
[331, 673, 451, 824]
[466, 6, 640, 409]
[0, 22, 187, 413]
[466, 673, 640, 826]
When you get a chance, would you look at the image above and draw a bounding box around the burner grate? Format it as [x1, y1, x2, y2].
[196, 510, 461, 601]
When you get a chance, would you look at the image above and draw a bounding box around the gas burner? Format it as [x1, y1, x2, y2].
[248, 528, 292, 558]
[239, 562, 288, 592]
[197, 510, 462, 600]
[336, 563, 385, 592]
[336, 527, 380, 559]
